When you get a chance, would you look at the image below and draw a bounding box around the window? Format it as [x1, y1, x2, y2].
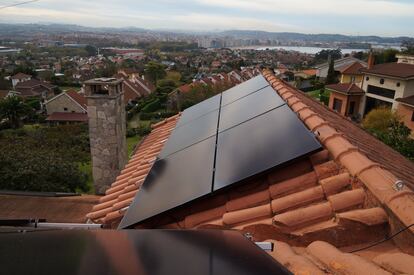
[333, 98, 343, 113]
[411, 112, 414, 122]
[63, 107, 68, 111]
[367, 85, 395, 99]
[348, 101, 356, 116]
[380, 79, 385, 84]
[351, 76, 356, 83]
[397, 82, 401, 87]
[366, 77, 370, 81]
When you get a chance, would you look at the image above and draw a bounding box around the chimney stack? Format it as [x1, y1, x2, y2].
[367, 51, 375, 70]
[84, 78, 127, 194]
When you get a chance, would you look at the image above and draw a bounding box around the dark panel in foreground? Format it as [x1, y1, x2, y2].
[175, 93, 221, 128]
[219, 86, 286, 132]
[0, 229, 291, 275]
[120, 137, 216, 229]
[159, 110, 219, 158]
[214, 105, 322, 191]
[221, 74, 269, 106]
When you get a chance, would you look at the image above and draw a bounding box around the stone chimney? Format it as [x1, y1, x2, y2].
[367, 51, 375, 70]
[84, 78, 127, 194]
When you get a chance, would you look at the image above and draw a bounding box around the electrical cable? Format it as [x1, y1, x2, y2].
[349, 223, 414, 253]
[0, 0, 39, 10]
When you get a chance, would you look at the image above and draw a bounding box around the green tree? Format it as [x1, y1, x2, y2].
[362, 107, 396, 133]
[0, 96, 32, 129]
[401, 39, 414, 55]
[325, 57, 337, 84]
[144, 61, 166, 84]
[374, 49, 399, 64]
[363, 107, 414, 160]
[85, 45, 97, 56]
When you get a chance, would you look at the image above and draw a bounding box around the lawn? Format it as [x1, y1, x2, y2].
[127, 135, 141, 157]
[77, 135, 142, 194]
[78, 162, 94, 194]
[308, 89, 330, 105]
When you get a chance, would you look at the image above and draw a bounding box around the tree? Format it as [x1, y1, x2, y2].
[0, 96, 32, 129]
[362, 107, 397, 133]
[325, 56, 337, 84]
[374, 49, 399, 64]
[314, 49, 342, 64]
[85, 45, 97, 56]
[363, 107, 414, 160]
[144, 61, 166, 84]
[401, 39, 414, 55]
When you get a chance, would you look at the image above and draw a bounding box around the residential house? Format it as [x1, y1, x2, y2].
[338, 61, 366, 84]
[44, 89, 88, 123]
[294, 69, 317, 91]
[11, 72, 31, 88]
[316, 56, 367, 81]
[86, 72, 414, 274]
[14, 78, 56, 99]
[360, 54, 414, 116]
[114, 72, 155, 103]
[326, 83, 365, 118]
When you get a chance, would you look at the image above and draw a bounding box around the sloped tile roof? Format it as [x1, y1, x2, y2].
[0, 194, 99, 223]
[66, 89, 87, 109]
[339, 61, 366, 75]
[86, 71, 414, 272]
[86, 114, 180, 224]
[326, 83, 365, 95]
[396, 95, 414, 107]
[361, 62, 414, 79]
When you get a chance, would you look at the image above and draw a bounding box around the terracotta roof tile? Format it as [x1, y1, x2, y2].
[85, 71, 414, 273]
[307, 241, 391, 275]
[326, 83, 365, 95]
[361, 62, 414, 79]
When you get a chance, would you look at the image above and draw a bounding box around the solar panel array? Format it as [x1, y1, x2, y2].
[119, 75, 322, 229]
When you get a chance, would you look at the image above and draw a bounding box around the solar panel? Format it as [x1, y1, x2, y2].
[159, 110, 219, 158]
[219, 86, 286, 132]
[214, 104, 322, 191]
[0, 229, 291, 275]
[221, 75, 270, 106]
[119, 136, 216, 228]
[119, 75, 322, 228]
[175, 93, 221, 128]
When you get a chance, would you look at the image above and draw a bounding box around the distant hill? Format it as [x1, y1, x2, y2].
[220, 30, 410, 44]
[0, 23, 411, 45]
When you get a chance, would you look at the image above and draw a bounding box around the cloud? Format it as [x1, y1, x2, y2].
[196, 0, 414, 17]
[171, 13, 297, 31]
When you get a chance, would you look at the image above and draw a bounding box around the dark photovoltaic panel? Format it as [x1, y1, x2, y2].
[120, 75, 322, 228]
[119, 136, 216, 229]
[0, 229, 291, 275]
[159, 110, 219, 158]
[214, 104, 322, 191]
[221, 75, 269, 106]
[176, 93, 221, 127]
[219, 86, 286, 132]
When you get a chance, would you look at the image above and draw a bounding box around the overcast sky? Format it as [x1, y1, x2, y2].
[0, 0, 413, 36]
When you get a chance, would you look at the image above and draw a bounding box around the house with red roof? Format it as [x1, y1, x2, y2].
[14, 78, 57, 99]
[327, 54, 414, 124]
[11, 72, 31, 88]
[360, 54, 414, 117]
[44, 89, 88, 123]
